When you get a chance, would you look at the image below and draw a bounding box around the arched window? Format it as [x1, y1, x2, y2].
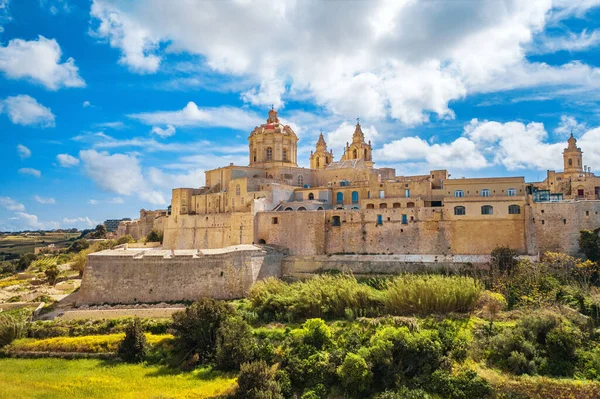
[454, 206, 466, 216]
[266, 147, 273, 160]
[366, 204, 374, 209]
[258, 239, 266, 244]
[508, 205, 521, 215]
[317, 207, 324, 210]
[393, 203, 401, 208]
[316, 158, 320, 168]
[406, 202, 415, 208]
[569, 158, 573, 166]
[308, 193, 315, 200]
[353, 149, 357, 158]
[284, 207, 293, 211]
[379, 203, 387, 209]
[364, 148, 368, 159]
[367, 191, 371, 199]
[297, 175, 304, 186]
[253, 150, 257, 162]
[351, 191, 359, 204]
[481, 205, 493, 215]
[282, 148, 288, 161]
[481, 189, 490, 197]
[236, 185, 240, 196]
[332, 216, 341, 226]
[298, 207, 307, 211]
[336, 192, 344, 204]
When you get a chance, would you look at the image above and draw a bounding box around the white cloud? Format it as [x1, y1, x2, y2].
[17, 144, 31, 159]
[88, 0, 600, 125]
[62, 216, 95, 228]
[375, 136, 488, 170]
[14, 212, 59, 230]
[109, 197, 124, 204]
[148, 167, 205, 188]
[129, 102, 261, 130]
[34, 195, 55, 204]
[89, 199, 99, 205]
[79, 149, 167, 205]
[554, 115, 587, 137]
[18, 167, 41, 178]
[151, 124, 175, 138]
[534, 29, 600, 54]
[95, 121, 125, 129]
[0, 197, 25, 211]
[326, 122, 379, 157]
[1, 95, 55, 127]
[0, 35, 85, 89]
[56, 153, 79, 167]
[82, 100, 92, 107]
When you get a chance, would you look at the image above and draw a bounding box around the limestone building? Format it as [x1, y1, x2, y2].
[120, 109, 600, 257]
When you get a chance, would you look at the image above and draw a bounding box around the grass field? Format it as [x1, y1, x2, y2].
[0, 233, 79, 260]
[0, 358, 236, 399]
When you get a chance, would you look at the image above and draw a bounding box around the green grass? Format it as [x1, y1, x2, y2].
[0, 358, 236, 399]
[8, 333, 173, 353]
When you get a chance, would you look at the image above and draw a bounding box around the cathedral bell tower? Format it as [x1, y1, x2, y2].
[563, 132, 583, 175]
[310, 132, 333, 169]
[340, 119, 374, 168]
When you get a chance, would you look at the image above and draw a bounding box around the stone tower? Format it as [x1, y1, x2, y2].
[248, 108, 298, 168]
[340, 119, 374, 167]
[310, 132, 333, 169]
[563, 132, 583, 175]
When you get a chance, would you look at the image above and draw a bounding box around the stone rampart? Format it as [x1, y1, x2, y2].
[78, 245, 282, 305]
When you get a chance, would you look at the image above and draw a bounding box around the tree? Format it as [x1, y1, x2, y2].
[71, 250, 88, 278]
[215, 316, 257, 370]
[171, 298, 234, 363]
[490, 246, 517, 276]
[116, 235, 136, 245]
[580, 228, 600, 262]
[236, 360, 283, 399]
[88, 224, 107, 239]
[146, 229, 163, 243]
[45, 265, 60, 286]
[68, 238, 90, 253]
[17, 253, 37, 271]
[117, 318, 148, 363]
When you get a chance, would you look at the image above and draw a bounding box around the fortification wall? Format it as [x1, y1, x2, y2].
[531, 200, 600, 255]
[163, 212, 254, 250]
[255, 208, 527, 255]
[78, 245, 282, 305]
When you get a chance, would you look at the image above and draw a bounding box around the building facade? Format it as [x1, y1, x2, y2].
[122, 109, 600, 257]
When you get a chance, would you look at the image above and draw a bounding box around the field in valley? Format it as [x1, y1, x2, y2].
[0, 233, 80, 260]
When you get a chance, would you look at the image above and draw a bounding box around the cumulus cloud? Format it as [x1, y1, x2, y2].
[18, 167, 41, 178]
[13, 212, 59, 230]
[151, 124, 175, 138]
[88, 0, 600, 125]
[148, 167, 205, 188]
[79, 149, 167, 205]
[34, 195, 55, 204]
[0, 196, 25, 211]
[17, 144, 31, 159]
[62, 216, 95, 228]
[56, 153, 79, 167]
[534, 29, 600, 54]
[1, 95, 55, 127]
[554, 115, 587, 137]
[0, 35, 85, 89]
[129, 102, 261, 130]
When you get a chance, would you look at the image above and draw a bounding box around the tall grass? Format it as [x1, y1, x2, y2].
[248, 274, 483, 321]
[384, 275, 483, 315]
[7, 333, 172, 353]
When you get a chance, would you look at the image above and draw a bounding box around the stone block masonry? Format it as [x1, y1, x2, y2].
[78, 245, 283, 305]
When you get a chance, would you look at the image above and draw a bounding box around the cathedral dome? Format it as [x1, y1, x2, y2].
[248, 109, 298, 167]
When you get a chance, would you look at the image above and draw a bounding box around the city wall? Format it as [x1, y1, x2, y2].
[77, 245, 282, 305]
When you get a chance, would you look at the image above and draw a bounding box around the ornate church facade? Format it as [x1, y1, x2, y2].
[123, 109, 600, 257]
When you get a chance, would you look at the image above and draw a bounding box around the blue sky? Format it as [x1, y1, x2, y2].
[1, 0, 600, 231]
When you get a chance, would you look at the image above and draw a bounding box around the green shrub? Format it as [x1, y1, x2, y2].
[116, 235, 136, 245]
[215, 316, 256, 371]
[146, 230, 163, 243]
[236, 360, 283, 399]
[384, 275, 482, 315]
[68, 238, 89, 253]
[171, 298, 233, 363]
[579, 228, 600, 262]
[27, 318, 172, 338]
[337, 352, 372, 395]
[375, 387, 431, 398]
[44, 265, 60, 285]
[0, 314, 27, 348]
[429, 369, 492, 399]
[117, 318, 148, 363]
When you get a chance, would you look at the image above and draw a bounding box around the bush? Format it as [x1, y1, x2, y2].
[429, 369, 492, 399]
[117, 318, 148, 363]
[146, 230, 163, 243]
[171, 298, 234, 363]
[337, 352, 372, 394]
[0, 314, 27, 348]
[45, 265, 60, 285]
[375, 388, 431, 398]
[27, 317, 172, 338]
[116, 235, 136, 245]
[68, 238, 90, 253]
[236, 360, 283, 399]
[17, 253, 37, 271]
[580, 228, 600, 262]
[215, 316, 256, 371]
[490, 246, 517, 276]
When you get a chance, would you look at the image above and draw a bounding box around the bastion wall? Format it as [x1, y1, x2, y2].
[77, 245, 282, 305]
